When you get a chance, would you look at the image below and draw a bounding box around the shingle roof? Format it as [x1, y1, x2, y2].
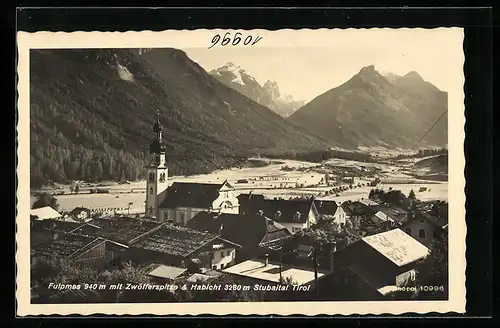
[187, 212, 290, 250]
[362, 229, 430, 267]
[159, 182, 223, 209]
[132, 225, 225, 257]
[70, 217, 163, 244]
[32, 233, 101, 260]
[31, 219, 84, 233]
[30, 207, 62, 220]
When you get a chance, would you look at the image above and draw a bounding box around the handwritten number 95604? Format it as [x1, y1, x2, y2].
[209, 32, 263, 49]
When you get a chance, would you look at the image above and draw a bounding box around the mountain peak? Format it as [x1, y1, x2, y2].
[359, 65, 377, 74]
[403, 71, 424, 80]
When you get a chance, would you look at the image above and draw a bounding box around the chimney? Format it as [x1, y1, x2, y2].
[274, 210, 282, 221]
[264, 253, 269, 266]
[53, 232, 59, 240]
[257, 209, 264, 217]
[219, 224, 224, 235]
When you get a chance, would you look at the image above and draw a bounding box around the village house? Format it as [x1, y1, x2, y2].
[31, 217, 167, 266]
[314, 200, 347, 226]
[31, 233, 127, 269]
[144, 263, 188, 283]
[69, 207, 92, 222]
[320, 228, 430, 300]
[127, 225, 241, 272]
[71, 217, 165, 246]
[30, 219, 86, 247]
[223, 254, 330, 288]
[342, 200, 379, 219]
[237, 194, 319, 234]
[187, 211, 291, 262]
[158, 181, 240, 226]
[30, 206, 63, 221]
[402, 211, 448, 248]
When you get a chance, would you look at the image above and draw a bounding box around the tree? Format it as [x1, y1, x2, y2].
[408, 189, 416, 199]
[414, 239, 448, 300]
[369, 189, 375, 199]
[32, 193, 59, 210]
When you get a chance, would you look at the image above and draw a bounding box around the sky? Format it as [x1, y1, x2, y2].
[182, 29, 463, 102]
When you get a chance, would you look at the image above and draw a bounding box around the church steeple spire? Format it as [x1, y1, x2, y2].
[149, 109, 166, 156]
[153, 109, 163, 139]
[145, 109, 168, 220]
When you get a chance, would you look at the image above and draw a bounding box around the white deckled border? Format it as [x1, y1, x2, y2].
[16, 28, 466, 316]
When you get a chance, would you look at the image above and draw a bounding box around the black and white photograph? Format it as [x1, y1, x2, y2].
[17, 28, 466, 315]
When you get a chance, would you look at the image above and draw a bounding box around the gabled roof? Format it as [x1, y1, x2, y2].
[30, 206, 62, 220]
[362, 229, 430, 267]
[372, 211, 394, 222]
[31, 219, 84, 233]
[70, 217, 164, 244]
[314, 200, 339, 215]
[186, 273, 212, 283]
[70, 207, 90, 214]
[241, 196, 316, 224]
[159, 182, 224, 209]
[32, 233, 101, 260]
[131, 225, 239, 258]
[358, 199, 379, 207]
[147, 264, 187, 280]
[223, 259, 329, 285]
[187, 211, 290, 250]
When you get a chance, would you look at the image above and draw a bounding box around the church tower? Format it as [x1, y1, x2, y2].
[145, 110, 168, 220]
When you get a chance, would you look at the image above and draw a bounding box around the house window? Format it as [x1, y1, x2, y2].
[149, 172, 155, 182]
[419, 229, 426, 239]
[149, 187, 154, 195]
[159, 172, 166, 183]
[405, 228, 412, 235]
[180, 212, 185, 224]
[212, 265, 216, 270]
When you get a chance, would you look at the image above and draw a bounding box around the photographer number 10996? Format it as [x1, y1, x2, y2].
[397, 286, 445, 292]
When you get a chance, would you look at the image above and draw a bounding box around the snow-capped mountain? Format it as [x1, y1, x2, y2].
[210, 63, 304, 117]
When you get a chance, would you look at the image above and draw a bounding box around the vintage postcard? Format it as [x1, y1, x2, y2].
[16, 28, 466, 316]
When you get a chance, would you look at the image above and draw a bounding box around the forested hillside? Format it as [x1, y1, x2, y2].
[30, 49, 328, 188]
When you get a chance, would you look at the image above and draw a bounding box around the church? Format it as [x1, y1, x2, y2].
[145, 111, 239, 225]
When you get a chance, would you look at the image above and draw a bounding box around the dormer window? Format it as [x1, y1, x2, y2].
[293, 211, 301, 222]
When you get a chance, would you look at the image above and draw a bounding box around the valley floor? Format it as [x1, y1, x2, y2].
[31, 158, 448, 214]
